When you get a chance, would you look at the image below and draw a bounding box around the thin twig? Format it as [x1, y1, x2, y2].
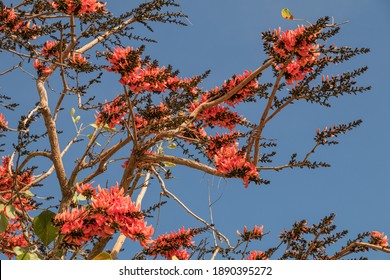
[152, 167, 231, 248]
[329, 242, 390, 260]
[0, 61, 23, 76]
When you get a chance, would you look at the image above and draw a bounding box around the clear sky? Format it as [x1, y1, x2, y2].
[1, 0, 389, 259]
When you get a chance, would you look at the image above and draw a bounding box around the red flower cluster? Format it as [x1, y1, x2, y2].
[106, 47, 180, 93]
[238, 225, 264, 241]
[214, 143, 259, 188]
[134, 114, 148, 130]
[190, 94, 244, 131]
[147, 227, 195, 260]
[54, 183, 154, 247]
[221, 70, 259, 107]
[0, 157, 35, 211]
[143, 102, 171, 124]
[122, 67, 172, 93]
[33, 40, 66, 76]
[247, 250, 268, 260]
[0, 156, 35, 258]
[50, 0, 106, 16]
[33, 60, 53, 76]
[370, 231, 389, 247]
[94, 96, 173, 131]
[106, 47, 140, 74]
[189, 70, 257, 132]
[206, 132, 241, 159]
[95, 96, 128, 128]
[0, 113, 8, 129]
[272, 26, 320, 84]
[0, 7, 25, 32]
[0, 221, 29, 258]
[41, 40, 62, 59]
[0, 6, 39, 40]
[67, 53, 89, 69]
[76, 182, 96, 199]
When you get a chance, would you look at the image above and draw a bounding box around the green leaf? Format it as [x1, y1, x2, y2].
[13, 246, 25, 255]
[74, 116, 81, 123]
[16, 251, 40, 260]
[167, 143, 177, 149]
[281, 8, 294, 20]
[5, 205, 16, 219]
[15, 247, 29, 260]
[70, 108, 75, 117]
[89, 123, 98, 129]
[22, 190, 34, 198]
[14, 247, 41, 260]
[93, 252, 113, 260]
[33, 210, 58, 246]
[0, 212, 9, 232]
[86, 133, 101, 146]
[72, 192, 79, 204]
[103, 124, 116, 132]
[77, 193, 87, 201]
[29, 253, 40, 260]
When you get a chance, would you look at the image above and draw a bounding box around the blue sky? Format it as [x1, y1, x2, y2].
[1, 0, 390, 259]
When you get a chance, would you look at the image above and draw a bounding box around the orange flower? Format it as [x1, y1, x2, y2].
[147, 226, 196, 259]
[51, 0, 106, 16]
[41, 40, 61, 58]
[214, 143, 259, 187]
[370, 231, 389, 247]
[0, 113, 8, 129]
[54, 183, 154, 247]
[76, 182, 95, 199]
[271, 25, 321, 85]
[95, 96, 128, 128]
[247, 250, 268, 260]
[238, 225, 264, 241]
[33, 59, 53, 76]
[68, 53, 89, 68]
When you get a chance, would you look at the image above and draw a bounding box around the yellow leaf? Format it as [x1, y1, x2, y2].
[167, 143, 177, 149]
[163, 162, 176, 167]
[171, 255, 179, 260]
[281, 8, 294, 20]
[93, 252, 113, 260]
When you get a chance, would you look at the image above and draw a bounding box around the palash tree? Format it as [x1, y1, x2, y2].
[0, 0, 388, 260]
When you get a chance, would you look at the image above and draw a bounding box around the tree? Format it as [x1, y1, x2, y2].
[0, 0, 388, 260]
